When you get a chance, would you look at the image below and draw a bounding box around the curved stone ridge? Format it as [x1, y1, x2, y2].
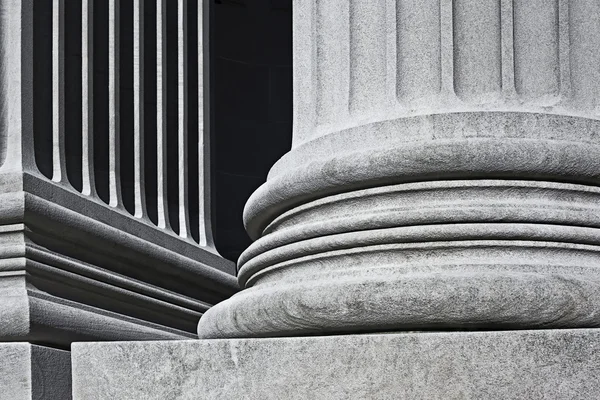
[199, 180, 600, 338]
[241, 180, 600, 275]
[198, 1, 600, 339]
[244, 112, 600, 239]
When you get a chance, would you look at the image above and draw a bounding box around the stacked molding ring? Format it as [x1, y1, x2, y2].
[198, 112, 600, 338]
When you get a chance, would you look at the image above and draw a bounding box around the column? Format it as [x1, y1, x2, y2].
[198, 0, 600, 338]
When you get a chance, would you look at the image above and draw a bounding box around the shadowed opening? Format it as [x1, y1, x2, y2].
[188, 0, 201, 243]
[212, 0, 293, 261]
[33, 0, 53, 179]
[65, 0, 83, 191]
[93, 0, 110, 203]
[120, 0, 135, 214]
[166, 0, 179, 233]
[144, 0, 159, 225]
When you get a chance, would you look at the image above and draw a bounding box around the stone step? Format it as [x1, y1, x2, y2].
[72, 329, 600, 399]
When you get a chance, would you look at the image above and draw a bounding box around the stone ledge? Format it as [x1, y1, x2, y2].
[0, 343, 71, 400]
[0, 174, 238, 345]
[73, 329, 600, 399]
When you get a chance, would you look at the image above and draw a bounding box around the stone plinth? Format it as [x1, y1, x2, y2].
[0, 343, 71, 400]
[73, 329, 600, 399]
[198, 0, 600, 339]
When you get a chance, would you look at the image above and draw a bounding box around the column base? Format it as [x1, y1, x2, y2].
[73, 329, 600, 399]
[0, 343, 71, 400]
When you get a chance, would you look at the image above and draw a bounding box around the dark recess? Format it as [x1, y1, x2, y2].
[212, 0, 293, 263]
[33, 0, 53, 179]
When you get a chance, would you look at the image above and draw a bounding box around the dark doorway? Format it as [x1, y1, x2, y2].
[211, 0, 293, 262]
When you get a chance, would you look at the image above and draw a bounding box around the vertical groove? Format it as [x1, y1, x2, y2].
[133, 0, 146, 217]
[348, 0, 386, 114]
[439, 0, 455, 96]
[144, 0, 159, 225]
[513, 0, 560, 103]
[52, 0, 68, 184]
[315, 1, 350, 125]
[187, 0, 199, 244]
[156, 0, 171, 229]
[108, 0, 122, 207]
[33, 0, 53, 178]
[93, 0, 110, 203]
[65, 0, 83, 192]
[453, 0, 502, 103]
[198, 0, 214, 247]
[396, 0, 442, 102]
[166, 0, 179, 233]
[500, 0, 516, 97]
[558, 0, 571, 101]
[178, 0, 190, 238]
[119, 0, 135, 214]
[82, 0, 97, 196]
[569, 0, 600, 110]
[385, 0, 397, 107]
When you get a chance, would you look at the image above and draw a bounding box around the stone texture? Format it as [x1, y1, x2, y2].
[73, 329, 600, 399]
[200, 179, 600, 338]
[0, 343, 71, 400]
[198, 0, 600, 338]
[0, 174, 237, 345]
[0, 0, 237, 346]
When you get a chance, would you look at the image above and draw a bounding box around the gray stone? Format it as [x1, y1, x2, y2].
[0, 0, 237, 346]
[0, 343, 71, 400]
[73, 329, 600, 399]
[198, 0, 600, 338]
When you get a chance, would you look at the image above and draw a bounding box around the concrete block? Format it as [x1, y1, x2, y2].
[73, 329, 600, 399]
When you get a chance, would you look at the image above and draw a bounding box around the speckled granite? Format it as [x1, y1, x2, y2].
[73, 329, 600, 399]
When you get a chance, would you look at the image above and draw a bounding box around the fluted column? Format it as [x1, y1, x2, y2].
[198, 0, 600, 338]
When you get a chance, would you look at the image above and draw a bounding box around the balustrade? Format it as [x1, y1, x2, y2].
[0, 0, 237, 345]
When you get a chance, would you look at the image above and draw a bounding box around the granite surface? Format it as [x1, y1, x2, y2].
[0, 343, 71, 400]
[199, 179, 600, 338]
[198, 0, 600, 339]
[74, 329, 600, 399]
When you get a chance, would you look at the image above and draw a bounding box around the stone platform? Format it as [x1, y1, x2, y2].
[0, 343, 71, 400]
[72, 329, 600, 399]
